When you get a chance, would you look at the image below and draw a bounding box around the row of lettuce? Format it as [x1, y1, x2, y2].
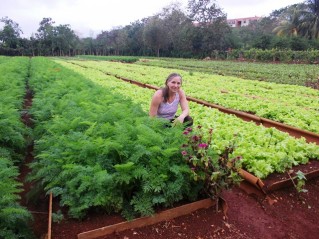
[136, 57, 319, 86]
[64, 59, 319, 134]
[75, 55, 319, 86]
[0, 57, 33, 239]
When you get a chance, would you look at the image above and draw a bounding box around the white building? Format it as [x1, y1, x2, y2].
[227, 16, 261, 27]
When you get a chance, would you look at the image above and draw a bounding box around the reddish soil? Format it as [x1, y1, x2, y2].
[19, 140, 319, 239]
[19, 82, 319, 239]
[20, 175, 319, 239]
[305, 79, 319, 90]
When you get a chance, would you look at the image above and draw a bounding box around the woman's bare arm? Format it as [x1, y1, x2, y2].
[149, 90, 162, 117]
[176, 89, 189, 123]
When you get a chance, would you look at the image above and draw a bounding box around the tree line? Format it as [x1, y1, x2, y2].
[0, 0, 318, 58]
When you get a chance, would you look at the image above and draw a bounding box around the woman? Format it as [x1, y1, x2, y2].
[149, 73, 193, 127]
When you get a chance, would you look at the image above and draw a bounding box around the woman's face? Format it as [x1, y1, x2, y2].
[166, 76, 182, 93]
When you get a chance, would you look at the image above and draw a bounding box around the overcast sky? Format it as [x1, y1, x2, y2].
[0, 0, 304, 38]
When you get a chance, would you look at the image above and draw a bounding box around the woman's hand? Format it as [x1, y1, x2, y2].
[175, 115, 185, 123]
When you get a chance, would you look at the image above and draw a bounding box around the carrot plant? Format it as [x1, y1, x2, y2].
[0, 57, 34, 238]
[0, 57, 30, 163]
[28, 57, 200, 220]
[0, 158, 33, 239]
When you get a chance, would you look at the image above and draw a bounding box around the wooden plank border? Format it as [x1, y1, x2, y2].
[266, 168, 319, 192]
[78, 198, 215, 239]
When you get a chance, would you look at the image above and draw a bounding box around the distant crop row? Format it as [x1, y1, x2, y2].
[136, 57, 319, 86]
[75, 55, 140, 63]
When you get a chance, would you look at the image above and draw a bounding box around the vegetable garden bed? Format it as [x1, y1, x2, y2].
[3, 56, 319, 239]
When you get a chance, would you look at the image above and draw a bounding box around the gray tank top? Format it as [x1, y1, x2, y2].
[157, 92, 180, 120]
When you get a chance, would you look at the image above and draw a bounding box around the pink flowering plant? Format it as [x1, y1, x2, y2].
[181, 125, 242, 201]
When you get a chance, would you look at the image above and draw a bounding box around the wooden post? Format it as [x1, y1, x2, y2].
[48, 192, 53, 239]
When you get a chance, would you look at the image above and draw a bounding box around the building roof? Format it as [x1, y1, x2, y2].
[227, 16, 261, 21]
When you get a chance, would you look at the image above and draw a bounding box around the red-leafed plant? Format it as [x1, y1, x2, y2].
[181, 125, 242, 209]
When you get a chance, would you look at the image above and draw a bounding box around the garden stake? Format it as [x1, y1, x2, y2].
[48, 192, 52, 239]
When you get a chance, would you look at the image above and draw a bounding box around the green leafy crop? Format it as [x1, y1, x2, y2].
[27, 57, 199, 220]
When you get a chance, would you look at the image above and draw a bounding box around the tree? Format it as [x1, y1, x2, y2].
[273, 1, 319, 40]
[80, 37, 95, 55]
[112, 28, 129, 55]
[143, 16, 168, 57]
[252, 34, 273, 49]
[271, 36, 291, 49]
[187, 0, 230, 56]
[0, 17, 23, 55]
[300, 0, 319, 39]
[28, 34, 39, 56]
[158, 2, 194, 57]
[95, 31, 109, 55]
[124, 21, 145, 56]
[273, 5, 304, 37]
[36, 17, 56, 55]
[290, 36, 309, 50]
[187, 0, 225, 23]
[55, 24, 79, 56]
[101, 28, 128, 55]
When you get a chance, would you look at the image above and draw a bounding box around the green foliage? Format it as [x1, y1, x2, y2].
[232, 48, 319, 63]
[75, 55, 140, 63]
[136, 55, 319, 86]
[28, 57, 198, 220]
[82, 58, 319, 133]
[0, 57, 30, 163]
[59, 58, 319, 180]
[0, 17, 22, 49]
[0, 158, 33, 239]
[0, 57, 33, 238]
[52, 210, 64, 223]
[181, 126, 242, 200]
[295, 170, 307, 193]
[26, 56, 319, 224]
[287, 169, 308, 193]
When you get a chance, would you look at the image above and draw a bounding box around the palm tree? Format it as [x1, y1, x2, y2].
[273, 5, 303, 37]
[300, 0, 319, 39]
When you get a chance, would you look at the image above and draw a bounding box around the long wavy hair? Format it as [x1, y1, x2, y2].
[162, 73, 182, 103]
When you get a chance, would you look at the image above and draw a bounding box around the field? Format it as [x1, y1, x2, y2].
[1, 56, 319, 239]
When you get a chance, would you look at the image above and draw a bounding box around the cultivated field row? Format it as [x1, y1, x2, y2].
[66, 59, 319, 134]
[55, 59, 319, 179]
